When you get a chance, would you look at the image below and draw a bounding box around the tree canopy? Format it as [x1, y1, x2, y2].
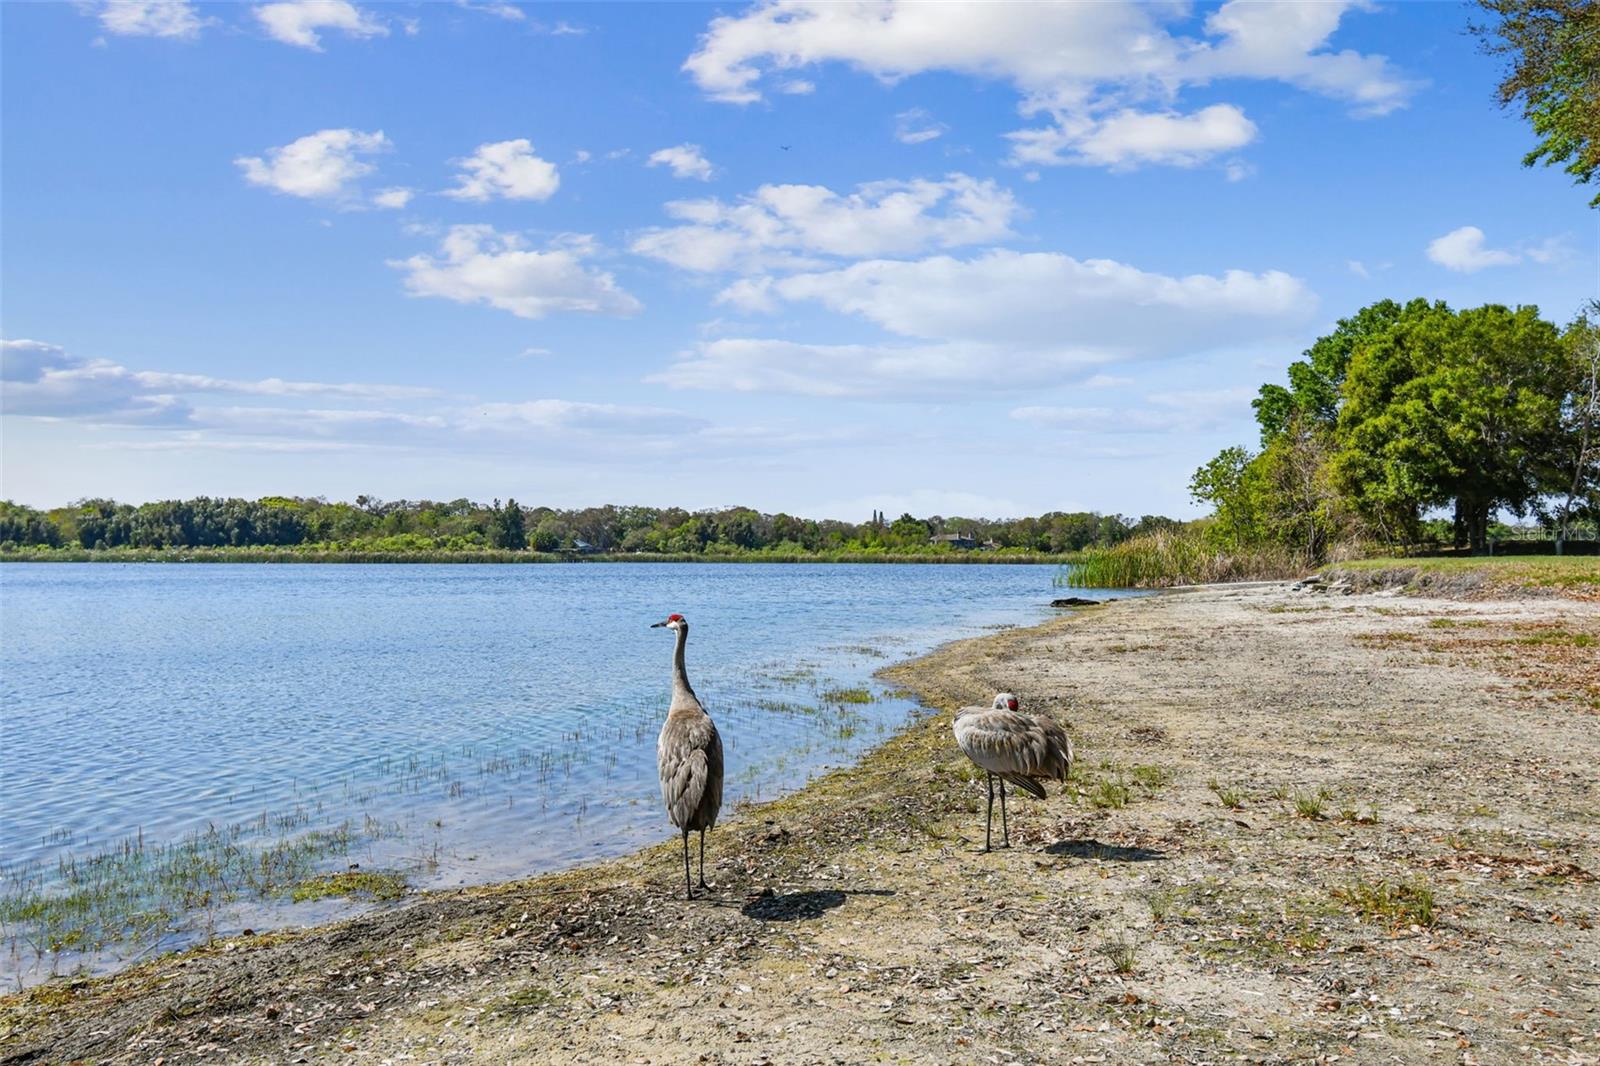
[1472, 0, 1600, 206]
[1332, 302, 1567, 550]
[1197, 298, 1594, 557]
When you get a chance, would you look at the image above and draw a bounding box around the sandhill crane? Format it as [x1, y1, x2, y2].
[651, 613, 724, 899]
[952, 692, 1073, 851]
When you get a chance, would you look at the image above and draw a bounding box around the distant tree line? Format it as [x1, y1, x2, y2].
[0, 495, 1181, 557]
[1191, 298, 1599, 559]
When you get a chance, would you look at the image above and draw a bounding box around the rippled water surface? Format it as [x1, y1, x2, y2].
[1, 562, 1134, 981]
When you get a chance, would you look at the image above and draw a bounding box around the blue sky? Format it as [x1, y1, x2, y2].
[3, 0, 1594, 519]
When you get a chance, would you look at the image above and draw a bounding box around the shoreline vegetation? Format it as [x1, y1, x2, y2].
[6, 480, 1591, 581]
[4, 571, 1596, 1062]
[0, 546, 1066, 565]
[0, 497, 1182, 563]
[1066, 528, 1599, 592]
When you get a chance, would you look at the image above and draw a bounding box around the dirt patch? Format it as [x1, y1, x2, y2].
[1354, 617, 1600, 712]
[4, 585, 1598, 1064]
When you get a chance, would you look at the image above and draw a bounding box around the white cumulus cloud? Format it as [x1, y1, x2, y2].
[371, 186, 414, 210]
[647, 144, 717, 181]
[685, 1, 1169, 105]
[236, 128, 391, 203]
[2, 340, 78, 385]
[1425, 226, 1521, 273]
[1008, 104, 1258, 169]
[683, 0, 1418, 170]
[444, 139, 561, 202]
[2, 339, 730, 460]
[253, 0, 386, 51]
[95, 1, 204, 39]
[1, 338, 438, 427]
[1186, 1, 1417, 118]
[632, 173, 1019, 274]
[737, 250, 1312, 346]
[656, 250, 1314, 397]
[455, 0, 524, 20]
[390, 225, 642, 320]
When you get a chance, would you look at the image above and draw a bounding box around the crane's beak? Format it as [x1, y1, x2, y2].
[650, 620, 668, 628]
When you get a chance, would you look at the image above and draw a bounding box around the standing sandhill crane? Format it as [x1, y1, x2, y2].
[651, 613, 724, 899]
[952, 692, 1073, 851]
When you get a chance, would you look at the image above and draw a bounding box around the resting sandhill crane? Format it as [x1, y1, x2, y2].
[651, 613, 724, 899]
[952, 692, 1073, 851]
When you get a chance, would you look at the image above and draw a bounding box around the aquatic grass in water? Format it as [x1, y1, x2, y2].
[0, 820, 362, 966]
[290, 870, 406, 903]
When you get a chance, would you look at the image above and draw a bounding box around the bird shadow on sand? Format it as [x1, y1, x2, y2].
[1044, 839, 1167, 862]
[740, 888, 895, 922]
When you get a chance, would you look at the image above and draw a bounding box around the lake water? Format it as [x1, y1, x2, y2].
[0, 562, 1135, 982]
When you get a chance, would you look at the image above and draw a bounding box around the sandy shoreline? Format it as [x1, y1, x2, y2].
[4, 581, 1597, 1064]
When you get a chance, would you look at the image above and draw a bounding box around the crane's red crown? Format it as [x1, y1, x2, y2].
[668, 613, 684, 622]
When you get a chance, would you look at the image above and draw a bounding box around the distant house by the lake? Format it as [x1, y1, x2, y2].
[571, 539, 602, 555]
[930, 531, 978, 550]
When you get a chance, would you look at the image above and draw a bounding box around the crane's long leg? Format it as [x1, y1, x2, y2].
[698, 829, 709, 890]
[682, 830, 693, 900]
[984, 772, 994, 852]
[999, 778, 1010, 848]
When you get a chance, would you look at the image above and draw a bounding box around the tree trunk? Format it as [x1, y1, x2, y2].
[1465, 499, 1491, 556]
[1452, 500, 1468, 550]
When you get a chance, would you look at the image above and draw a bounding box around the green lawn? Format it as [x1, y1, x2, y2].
[1332, 555, 1600, 593]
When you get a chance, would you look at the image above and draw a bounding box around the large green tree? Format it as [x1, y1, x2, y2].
[1189, 446, 1266, 549]
[1333, 302, 1567, 552]
[1201, 302, 1420, 558]
[1252, 299, 1411, 445]
[1545, 303, 1600, 547]
[1202, 298, 1580, 558]
[1472, 0, 1600, 206]
[487, 498, 527, 550]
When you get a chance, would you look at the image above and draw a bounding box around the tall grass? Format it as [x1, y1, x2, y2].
[1067, 528, 1307, 588]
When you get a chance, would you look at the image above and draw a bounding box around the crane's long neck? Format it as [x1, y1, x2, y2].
[671, 624, 697, 707]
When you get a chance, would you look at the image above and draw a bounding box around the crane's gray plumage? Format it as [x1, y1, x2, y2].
[652, 613, 723, 898]
[952, 692, 1072, 850]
